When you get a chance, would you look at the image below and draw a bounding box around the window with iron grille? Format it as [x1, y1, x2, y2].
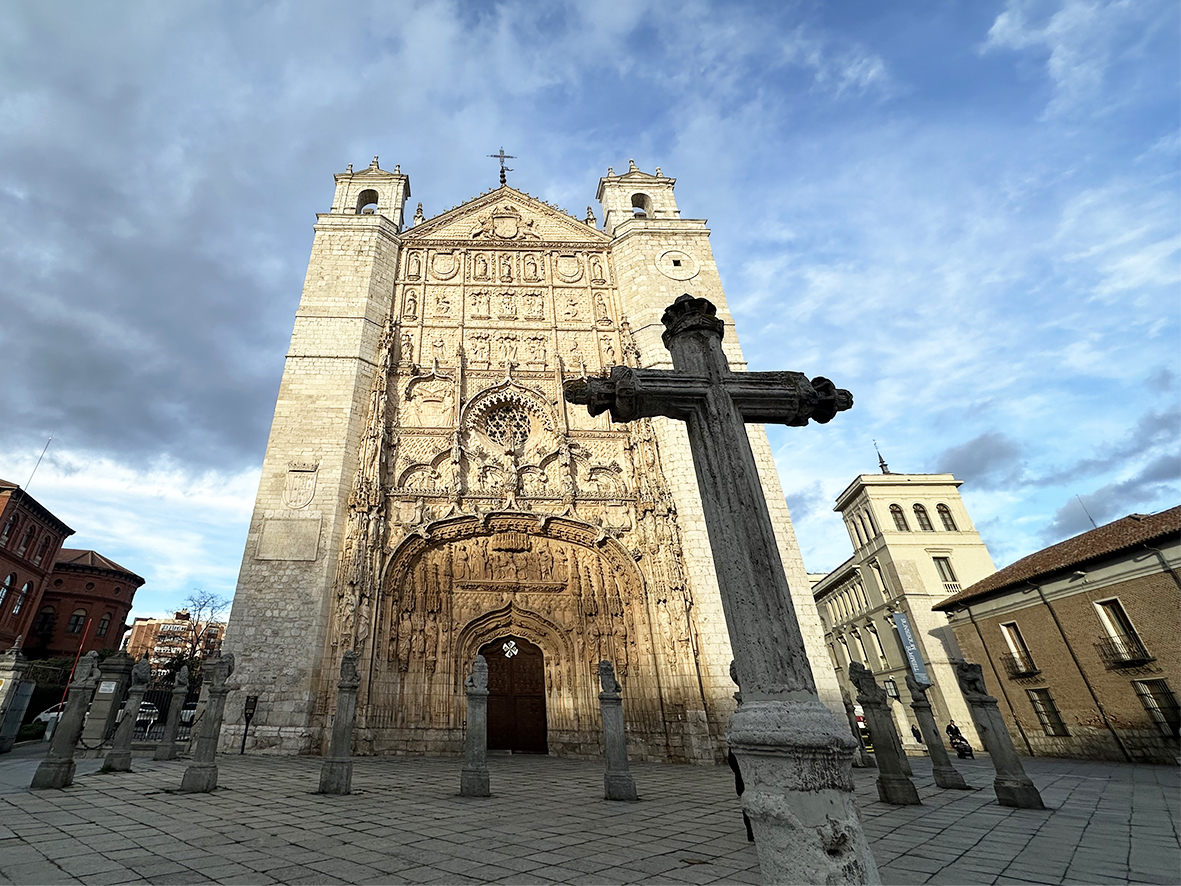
[1133, 680, 1180, 739]
[1027, 688, 1069, 736]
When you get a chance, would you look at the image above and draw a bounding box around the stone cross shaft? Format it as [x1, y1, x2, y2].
[906, 675, 970, 790]
[180, 653, 235, 794]
[598, 660, 637, 801]
[319, 651, 362, 795]
[566, 295, 851, 700]
[104, 657, 151, 772]
[460, 655, 491, 797]
[849, 663, 920, 806]
[566, 295, 879, 885]
[31, 651, 100, 790]
[154, 666, 189, 761]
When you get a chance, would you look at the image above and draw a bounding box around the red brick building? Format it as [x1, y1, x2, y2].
[934, 507, 1180, 764]
[28, 550, 144, 658]
[0, 480, 74, 649]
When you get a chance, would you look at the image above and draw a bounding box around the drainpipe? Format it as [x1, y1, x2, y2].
[1030, 582, 1133, 763]
[964, 603, 1034, 754]
[1140, 542, 1181, 592]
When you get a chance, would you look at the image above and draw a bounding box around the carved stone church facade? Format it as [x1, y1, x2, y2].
[222, 158, 841, 762]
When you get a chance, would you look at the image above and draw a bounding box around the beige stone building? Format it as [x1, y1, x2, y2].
[934, 507, 1180, 764]
[222, 158, 841, 761]
[813, 469, 998, 750]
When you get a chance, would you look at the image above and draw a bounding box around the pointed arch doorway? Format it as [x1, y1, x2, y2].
[479, 635, 547, 754]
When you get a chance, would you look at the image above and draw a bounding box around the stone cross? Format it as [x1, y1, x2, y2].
[597, 660, 638, 801]
[31, 651, 101, 789]
[954, 662, 1044, 808]
[849, 663, 920, 806]
[154, 665, 190, 761]
[459, 655, 490, 797]
[566, 295, 878, 884]
[319, 651, 362, 794]
[180, 653, 235, 793]
[104, 657, 151, 772]
[906, 674, 971, 790]
[840, 687, 875, 769]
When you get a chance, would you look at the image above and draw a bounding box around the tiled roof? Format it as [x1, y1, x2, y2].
[935, 506, 1181, 611]
[54, 548, 145, 585]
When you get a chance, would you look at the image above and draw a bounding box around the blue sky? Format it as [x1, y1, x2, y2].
[0, 0, 1177, 620]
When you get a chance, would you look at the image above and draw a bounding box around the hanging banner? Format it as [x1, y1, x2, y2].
[892, 612, 931, 685]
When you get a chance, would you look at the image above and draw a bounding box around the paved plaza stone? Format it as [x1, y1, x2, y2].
[0, 743, 1177, 885]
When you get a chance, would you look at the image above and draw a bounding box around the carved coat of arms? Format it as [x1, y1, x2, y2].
[283, 463, 318, 509]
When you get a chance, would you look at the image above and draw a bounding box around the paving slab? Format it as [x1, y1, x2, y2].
[0, 742, 1177, 885]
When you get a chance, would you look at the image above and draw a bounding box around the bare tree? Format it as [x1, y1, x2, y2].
[181, 589, 230, 660]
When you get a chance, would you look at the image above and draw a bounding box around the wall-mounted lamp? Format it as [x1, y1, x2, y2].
[883, 678, 900, 700]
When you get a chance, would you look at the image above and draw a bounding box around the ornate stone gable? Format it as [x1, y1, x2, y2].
[402, 187, 609, 246]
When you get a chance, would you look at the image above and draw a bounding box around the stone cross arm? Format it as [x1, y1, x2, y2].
[565, 365, 851, 427]
[563, 296, 852, 428]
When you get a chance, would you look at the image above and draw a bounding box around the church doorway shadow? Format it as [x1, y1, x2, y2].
[480, 635, 547, 754]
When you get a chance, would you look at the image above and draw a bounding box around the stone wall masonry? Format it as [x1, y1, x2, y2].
[221, 212, 401, 754]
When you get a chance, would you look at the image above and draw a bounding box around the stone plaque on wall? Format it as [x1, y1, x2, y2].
[257, 512, 322, 561]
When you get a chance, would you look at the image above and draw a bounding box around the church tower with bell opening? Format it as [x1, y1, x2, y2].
[222, 158, 842, 761]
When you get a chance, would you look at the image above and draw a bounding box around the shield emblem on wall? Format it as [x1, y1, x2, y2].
[492, 204, 522, 239]
[282, 464, 318, 509]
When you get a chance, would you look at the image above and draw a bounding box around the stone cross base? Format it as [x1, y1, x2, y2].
[460, 767, 490, 797]
[933, 766, 971, 790]
[102, 751, 132, 773]
[995, 777, 1045, 809]
[30, 760, 75, 790]
[876, 774, 921, 805]
[605, 771, 638, 801]
[180, 763, 219, 793]
[153, 742, 179, 762]
[318, 759, 353, 795]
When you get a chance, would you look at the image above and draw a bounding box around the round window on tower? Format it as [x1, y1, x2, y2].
[483, 404, 531, 450]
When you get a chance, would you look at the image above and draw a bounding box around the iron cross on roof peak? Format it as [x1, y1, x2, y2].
[488, 147, 515, 185]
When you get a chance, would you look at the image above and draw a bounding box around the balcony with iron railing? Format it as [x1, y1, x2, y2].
[1095, 634, 1154, 669]
[1000, 651, 1041, 679]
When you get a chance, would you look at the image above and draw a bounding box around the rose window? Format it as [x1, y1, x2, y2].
[484, 405, 531, 449]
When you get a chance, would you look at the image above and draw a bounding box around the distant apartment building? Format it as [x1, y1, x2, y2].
[935, 507, 1180, 764]
[125, 610, 225, 664]
[812, 467, 998, 750]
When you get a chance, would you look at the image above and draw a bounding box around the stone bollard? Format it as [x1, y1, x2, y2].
[153, 666, 190, 761]
[104, 657, 151, 772]
[850, 663, 920, 805]
[180, 653, 235, 793]
[459, 655, 490, 797]
[319, 651, 361, 795]
[31, 652, 101, 789]
[841, 687, 875, 769]
[955, 662, 1044, 809]
[598, 660, 638, 801]
[0, 640, 33, 754]
[906, 674, 970, 790]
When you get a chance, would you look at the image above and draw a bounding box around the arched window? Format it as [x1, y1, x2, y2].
[16, 525, 35, 556]
[937, 504, 957, 531]
[12, 582, 32, 615]
[858, 512, 873, 542]
[850, 518, 864, 547]
[32, 606, 54, 634]
[0, 515, 15, 546]
[67, 609, 88, 634]
[913, 504, 934, 531]
[96, 613, 112, 637]
[890, 504, 909, 531]
[631, 193, 652, 217]
[33, 534, 52, 565]
[355, 189, 380, 214]
[0, 573, 12, 610]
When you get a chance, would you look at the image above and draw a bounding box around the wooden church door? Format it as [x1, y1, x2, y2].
[480, 636, 547, 754]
